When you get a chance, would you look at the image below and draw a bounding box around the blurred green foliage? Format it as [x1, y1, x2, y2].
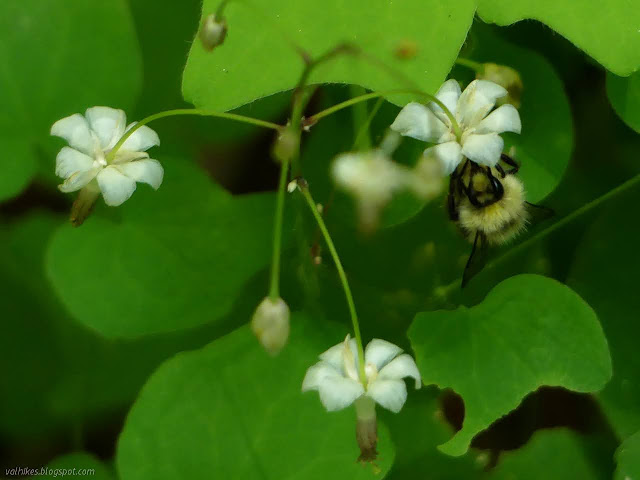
[0, 0, 639, 479]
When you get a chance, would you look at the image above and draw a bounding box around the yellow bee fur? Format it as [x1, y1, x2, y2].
[456, 167, 529, 246]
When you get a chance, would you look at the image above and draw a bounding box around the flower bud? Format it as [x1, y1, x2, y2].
[199, 14, 227, 52]
[477, 63, 523, 109]
[272, 127, 300, 164]
[70, 184, 100, 227]
[355, 396, 378, 462]
[251, 297, 290, 356]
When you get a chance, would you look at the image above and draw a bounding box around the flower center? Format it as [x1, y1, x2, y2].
[93, 151, 108, 169]
[364, 362, 378, 389]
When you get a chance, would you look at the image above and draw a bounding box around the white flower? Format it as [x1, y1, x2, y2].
[391, 79, 521, 175]
[332, 150, 411, 229]
[51, 107, 163, 206]
[302, 335, 421, 413]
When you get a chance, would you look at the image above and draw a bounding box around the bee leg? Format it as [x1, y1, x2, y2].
[500, 153, 520, 175]
[462, 231, 488, 288]
[463, 176, 483, 208]
[525, 202, 555, 221]
[495, 164, 507, 178]
[486, 168, 505, 201]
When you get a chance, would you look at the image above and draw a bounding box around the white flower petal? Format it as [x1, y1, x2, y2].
[55, 147, 94, 179]
[367, 379, 407, 413]
[85, 106, 127, 149]
[390, 102, 448, 142]
[432, 79, 462, 121]
[461, 133, 504, 167]
[117, 158, 164, 190]
[121, 123, 160, 152]
[302, 362, 342, 392]
[456, 80, 508, 129]
[364, 339, 402, 370]
[58, 168, 99, 193]
[97, 165, 137, 206]
[425, 141, 463, 176]
[318, 376, 364, 412]
[51, 114, 95, 155]
[319, 337, 358, 372]
[378, 354, 421, 389]
[475, 104, 521, 135]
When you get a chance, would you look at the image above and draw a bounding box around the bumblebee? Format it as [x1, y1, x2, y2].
[447, 154, 550, 286]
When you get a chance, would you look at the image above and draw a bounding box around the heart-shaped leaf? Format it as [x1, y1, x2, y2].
[46, 157, 278, 338]
[183, 0, 475, 112]
[409, 274, 612, 456]
[476, 0, 640, 75]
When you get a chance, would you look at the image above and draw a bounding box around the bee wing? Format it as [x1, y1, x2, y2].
[525, 202, 555, 224]
[462, 232, 489, 288]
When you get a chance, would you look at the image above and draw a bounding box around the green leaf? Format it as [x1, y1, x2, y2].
[0, 136, 39, 202]
[383, 389, 483, 480]
[29, 453, 114, 480]
[607, 71, 640, 133]
[46, 157, 277, 338]
[408, 274, 612, 456]
[117, 315, 395, 479]
[0, 212, 248, 440]
[615, 430, 640, 480]
[567, 188, 640, 438]
[489, 429, 603, 480]
[462, 23, 573, 203]
[476, 0, 640, 76]
[0, 0, 142, 200]
[183, 0, 475, 112]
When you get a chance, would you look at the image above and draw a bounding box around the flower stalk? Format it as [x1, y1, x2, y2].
[105, 109, 281, 164]
[296, 180, 367, 382]
[304, 89, 462, 141]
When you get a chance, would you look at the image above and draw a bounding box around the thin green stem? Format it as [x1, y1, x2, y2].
[352, 97, 384, 151]
[437, 172, 640, 297]
[105, 109, 281, 163]
[455, 57, 484, 73]
[214, 0, 230, 17]
[350, 85, 372, 150]
[268, 155, 289, 300]
[305, 89, 462, 140]
[267, 45, 345, 301]
[298, 182, 366, 382]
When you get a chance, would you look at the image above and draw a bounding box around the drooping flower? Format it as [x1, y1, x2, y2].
[331, 149, 411, 230]
[302, 335, 421, 461]
[251, 297, 290, 356]
[302, 336, 421, 412]
[391, 79, 521, 175]
[51, 107, 163, 211]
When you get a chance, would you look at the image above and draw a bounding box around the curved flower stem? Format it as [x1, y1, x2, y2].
[455, 57, 483, 73]
[297, 180, 367, 383]
[352, 97, 384, 151]
[268, 155, 289, 300]
[267, 44, 357, 301]
[105, 109, 281, 163]
[305, 88, 462, 141]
